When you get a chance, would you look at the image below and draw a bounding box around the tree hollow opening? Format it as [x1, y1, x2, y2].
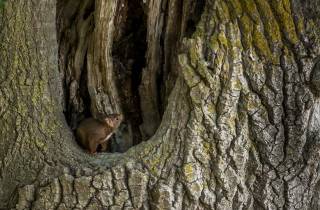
[56, 0, 200, 154]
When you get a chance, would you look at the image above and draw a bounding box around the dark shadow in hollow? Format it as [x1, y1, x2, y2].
[112, 0, 147, 151]
[185, 0, 206, 38]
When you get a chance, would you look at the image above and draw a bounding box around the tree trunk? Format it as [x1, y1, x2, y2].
[1, 0, 320, 209]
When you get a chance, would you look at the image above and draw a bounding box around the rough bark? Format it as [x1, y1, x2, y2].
[1, 0, 320, 209]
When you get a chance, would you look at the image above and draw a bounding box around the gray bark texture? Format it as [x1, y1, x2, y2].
[1, 0, 320, 209]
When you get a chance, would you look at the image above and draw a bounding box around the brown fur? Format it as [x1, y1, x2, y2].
[76, 114, 123, 154]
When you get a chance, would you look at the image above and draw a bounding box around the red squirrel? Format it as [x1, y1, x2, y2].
[76, 114, 123, 154]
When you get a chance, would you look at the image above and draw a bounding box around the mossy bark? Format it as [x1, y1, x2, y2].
[1, 0, 320, 209]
